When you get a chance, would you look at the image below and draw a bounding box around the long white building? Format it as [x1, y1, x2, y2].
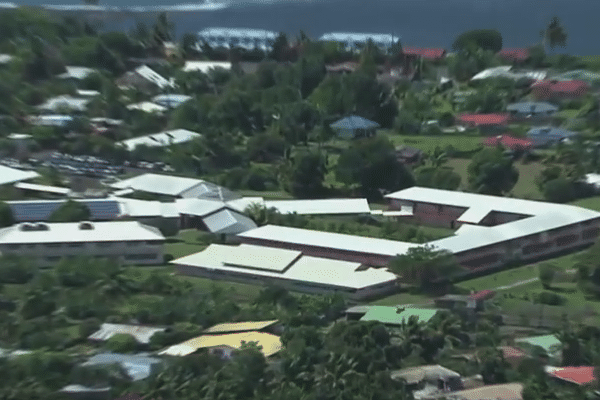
[0, 221, 165, 266]
[319, 32, 400, 51]
[197, 27, 278, 51]
[171, 243, 397, 299]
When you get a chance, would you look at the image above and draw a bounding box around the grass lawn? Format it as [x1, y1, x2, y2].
[445, 158, 545, 199]
[570, 196, 600, 212]
[456, 251, 582, 292]
[369, 291, 434, 306]
[237, 190, 294, 200]
[385, 134, 483, 153]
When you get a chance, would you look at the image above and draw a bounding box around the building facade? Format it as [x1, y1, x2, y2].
[0, 221, 165, 266]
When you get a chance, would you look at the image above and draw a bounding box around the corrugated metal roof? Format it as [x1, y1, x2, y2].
[391, 365, 460, 384]
[134, 65, 174, 89]
[204, 320, 279, 333]
[0, 165, 39, 185]
[82, 352, 161, 381]
[57, 66, 96, 80]
[88, 323, 166, 344]
[198, 27, 278, 39]
[222, 244, 301, 271]
[0, 221, 164, 244]
[111, 173, 205, 197]
[7, 199, 122, 222]
[174, 198, 225, 217]
[264, 198, 371, 215]
[126, 102, 167, 113]
[13, 182, 71, 195]
[38, 95, 90, 112]
[151, 94, 192, 108]
[202, 209, 257, 235]
[360, 306, 439, 325]
[238, 225, 417, 257]
[448, 383, 523, 400]
[515, 334, 562, 354]
[171, 244, 397, 290]
[159, 331, 282, 357]
[330, 115, 380, 130]
[183, 61, 232, 73]
[319, 32, 399, 46]
[119, 129, 201, 151]
[506, 101, 558, 113]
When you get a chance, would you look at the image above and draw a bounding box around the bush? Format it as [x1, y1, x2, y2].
[163, 254, 174, 264]
[105, 333, 138, 353]
[535, 291, 566, 306]
[0, 256, 35, 284]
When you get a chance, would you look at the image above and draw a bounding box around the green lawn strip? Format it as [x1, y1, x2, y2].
[385, 135, 483, 153]
[445, 158, 545, 199]
[570, 196, 600, 212]
[456, 252, 582, 292]
[237, 190, 294, 200]
[369, 292, 434, 306]
[165, 242, 207, 259]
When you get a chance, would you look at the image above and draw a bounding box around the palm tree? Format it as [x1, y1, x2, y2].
[541, 16, 567, 52]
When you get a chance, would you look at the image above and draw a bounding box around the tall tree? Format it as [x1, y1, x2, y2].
[388, 245, 463, 289]
[48, 200, 91, 222]
[542, 16, 568, 51]
[283, 150, 327, 198]
[0, 202, 14, 228]
[467, 148, 519, 195]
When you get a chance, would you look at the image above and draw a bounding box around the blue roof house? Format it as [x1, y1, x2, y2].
[330, 115, 380, 139]
[81, 353, 162, 381]
[527, 126, 578, 147]
[506, 102, 559, 121]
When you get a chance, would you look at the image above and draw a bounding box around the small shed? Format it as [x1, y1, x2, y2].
[396, 145, 423, 164]
[360, 306, 439, 326]
[330, 115, 380, 139]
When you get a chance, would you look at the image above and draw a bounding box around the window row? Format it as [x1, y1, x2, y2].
[5, 241, 153, 250]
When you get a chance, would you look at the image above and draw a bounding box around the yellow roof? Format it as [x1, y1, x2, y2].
[204, 319, 279, 334]
[159, 331, 283, 357]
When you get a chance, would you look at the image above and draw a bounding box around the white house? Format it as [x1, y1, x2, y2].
[0, 221, 165, 266]
[197, 27, 278, 51]
[183, 61, 232, 74]
[118, 129, 201, 151]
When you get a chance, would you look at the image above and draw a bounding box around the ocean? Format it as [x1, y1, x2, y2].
[10, 0, 600, 55]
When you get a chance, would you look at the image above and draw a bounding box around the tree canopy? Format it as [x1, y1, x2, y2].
[467, 148, 519, 195]
[452, 29, 503, 53]
[48, 200, 92, 222]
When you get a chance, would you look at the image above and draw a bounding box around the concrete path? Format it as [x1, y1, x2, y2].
[491, 269, 576, 291]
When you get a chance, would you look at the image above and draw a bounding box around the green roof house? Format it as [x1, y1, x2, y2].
[360, 306, 439, 326]
[515, 334, 562, 358]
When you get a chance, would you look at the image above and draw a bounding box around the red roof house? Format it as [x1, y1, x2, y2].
[548, 366, 597, 386]
[457, 113, 510, 128]
[498, 48, 530, 63]
[403, 47, 447, 61]
[483, 135, 533, 150]
[531, 80, 589, 100]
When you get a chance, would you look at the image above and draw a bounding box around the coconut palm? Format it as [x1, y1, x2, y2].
[541, 16, 568, 52]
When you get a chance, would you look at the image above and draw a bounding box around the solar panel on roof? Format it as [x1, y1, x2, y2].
[8, 200, 121, 222]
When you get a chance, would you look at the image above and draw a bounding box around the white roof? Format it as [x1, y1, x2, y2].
[264, 198, 371, 215]
[471, 66, 547, 81]
[222, 244, 302, 271]
[58, 66, 96, 80]
[226, 197, 264, 213]
[7, 133, 32, 140]
[174, 198, 226, 217]
[118, 129, 201, 151]
[0, 54, 13, 64]
[111, 173, 205, 197]
[88, 323, 166, 344]
[0, 221, 164, 244]
[126, 102, 167, 113]
[76, 89, 100, 97]
[38, 95, 90, 112]
[319, 32, 398, 46]
[198, 27, 278, 39]
[238, 225, 417, 257]
[151, 94, 192, 108]
[0, 165, 39, 185]
[586, 173, 600, 188]
[134, 65, 175, 89]
[171, 244, 397, 290]
[387, 187, 600, 254]
[114, 196, 179, 218]
[183, 61, 232, 73]
[13, 182, 71, 195]
[202, 209, 257, 235]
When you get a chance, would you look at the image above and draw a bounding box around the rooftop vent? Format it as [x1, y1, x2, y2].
[19, 223, 35, 231]
[78, 221, 94, 230]
[34, 223, 49, 231]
